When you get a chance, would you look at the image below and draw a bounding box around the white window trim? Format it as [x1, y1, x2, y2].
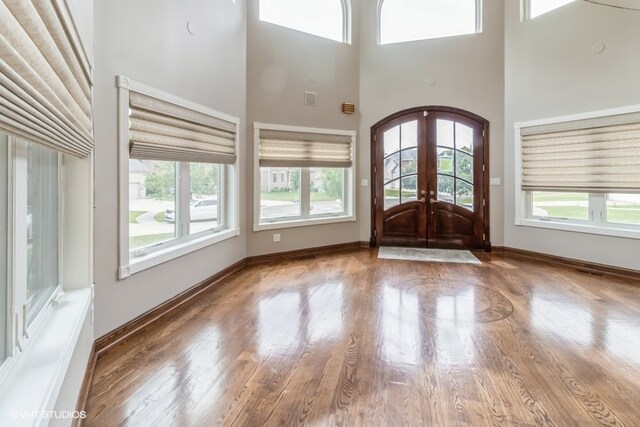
[117, 76, 240, 280]
[514, 103, 640, 240]
[376, 0, 483, 45]
[253, 122, 357, 232]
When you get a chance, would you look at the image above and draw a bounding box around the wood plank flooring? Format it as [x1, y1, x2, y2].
[84, 249, 640, 426]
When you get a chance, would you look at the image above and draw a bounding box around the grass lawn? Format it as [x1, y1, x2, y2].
[129, 211, 146, 223]
[130, 233, 174, 250]
[154, 212, 166, 223]
[533, 193, 588, 202]
[261, 191, 337, 202]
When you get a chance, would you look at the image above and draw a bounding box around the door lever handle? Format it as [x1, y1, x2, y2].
[418, 197, 426, 203]
[429, 198, 437, 204]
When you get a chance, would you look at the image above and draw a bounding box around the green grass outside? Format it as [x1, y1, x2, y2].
[130, 233, 174, 250]
[533, 193, 588, 202]
[129, 211, 145, 224]
[154, 212, 166, 223]
[384, 189, 417, 197]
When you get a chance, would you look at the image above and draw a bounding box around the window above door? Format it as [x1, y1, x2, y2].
[379, 0, 482, 45]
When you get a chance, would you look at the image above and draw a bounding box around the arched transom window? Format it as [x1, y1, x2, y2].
[379, 0, 481, 45]
[259, 0, 350, 43]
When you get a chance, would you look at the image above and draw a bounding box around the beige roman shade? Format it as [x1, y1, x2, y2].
[259, 129, 353, 168]
[128, 92, 237, 164]
[0, 0, 94, 158]
[521, 112, 640, 193]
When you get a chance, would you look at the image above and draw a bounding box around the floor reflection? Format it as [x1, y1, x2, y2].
[308, 282, 343, 343]
[382, 285, 420, 366]
[436, 288, 476, 324]
[258, 292, 301, 356]
[531, 293, 593, 346]
[606, 317, 640, 365]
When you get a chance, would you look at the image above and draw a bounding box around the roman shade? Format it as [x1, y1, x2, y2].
[259, 129, 353, 168]
[520, 112, 640, 193]
[0, 0, 94, 158]
[128, 91, 237, 164]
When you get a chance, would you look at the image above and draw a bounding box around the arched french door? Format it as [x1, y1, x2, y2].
[371, 106, 490, 250]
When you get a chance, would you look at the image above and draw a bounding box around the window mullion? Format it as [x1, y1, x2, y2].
[301, 169, 310, 217]
[178, 162, 190, 238]
[590, 193, 606, 225]
[10, 139, 27, 350]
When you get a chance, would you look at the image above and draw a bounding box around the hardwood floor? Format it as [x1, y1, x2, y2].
[84, 249, 640, 426]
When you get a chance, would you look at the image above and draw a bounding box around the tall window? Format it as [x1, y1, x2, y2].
[516, 107, 640, 238]
[379, 0, 481, 45]
[0, 136, 7, 364]
[259, 0, 349, 43]
[26, 143, 60, 326]
[0, 135, 63, 368]
[255, 123, 356, 229]
[528, 0, 575, 19]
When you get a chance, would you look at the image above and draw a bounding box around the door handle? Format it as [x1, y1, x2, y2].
[418, 197, 426, 203]
[429, 198, 437, 204]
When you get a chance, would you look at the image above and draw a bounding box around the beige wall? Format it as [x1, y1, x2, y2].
[359, 0, 506, 247]
[246, 0, 505, 254]
[246, 0, 361, 255]
[93, 0, 247, 337]
[504, 1, 640, 270]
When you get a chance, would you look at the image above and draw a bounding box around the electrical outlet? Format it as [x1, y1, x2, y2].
[361, 179, 369, 187]
[273, 233, 281, 242]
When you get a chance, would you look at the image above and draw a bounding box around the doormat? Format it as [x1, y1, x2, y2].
[378, 247, 482, 265]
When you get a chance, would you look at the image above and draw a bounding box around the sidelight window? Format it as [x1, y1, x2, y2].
[436, 120, 475, 211]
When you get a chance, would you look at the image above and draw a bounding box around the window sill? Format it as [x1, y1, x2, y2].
[254, 214, 356, 232]
[0, 288, 92, 425]
[120, 228, 240, 279]
[515, 218, 640, 240]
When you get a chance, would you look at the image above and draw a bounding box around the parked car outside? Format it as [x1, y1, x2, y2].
[165, 198, 217, 222]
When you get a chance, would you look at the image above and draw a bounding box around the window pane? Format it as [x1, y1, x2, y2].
[437, 174, 455, 203]
[129, 160, 176, 252]
[189, 163, 221, 235]
[530, 0, 575, 19]
[381, 0, 478, 44]
[260, 167, 301, 220]
[456, 180, 473, 210]
[383, 125, 400, 156]
[456, 151, 473, 183]
[437, 147, 454, 174]
[0, 136, 7, 361]
[401, 120, 418, 149]
[531, 192, 589, 220]
[311, 168, 345, 216]
[384, 180, 401, 209]
[455, 122, 473, 152]
[259, 0, 344, 42]
[27, 142, 59, 326]
[401, 175, 418, 203]
[607, 194, 640, 225]
[437, 119, 454, 148]
[384, 151, 400, 183]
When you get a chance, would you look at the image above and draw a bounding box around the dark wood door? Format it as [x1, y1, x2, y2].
[371, 107, 489, 250]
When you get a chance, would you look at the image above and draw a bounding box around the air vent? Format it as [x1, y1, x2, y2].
[342, 102, 355, 114]
[304, 91, 317, 106]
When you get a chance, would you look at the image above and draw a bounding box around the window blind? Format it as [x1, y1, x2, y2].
[128, 92, 237, 164]
[259, 129, 353, 168]
[0, 0, 94, 158]
[521, 112, 640, 193]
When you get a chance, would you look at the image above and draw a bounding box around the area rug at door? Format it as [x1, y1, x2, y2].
[377, 247, 481, 264]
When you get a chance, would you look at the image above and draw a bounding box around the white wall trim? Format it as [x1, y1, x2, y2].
[0, 288, 91, 427]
